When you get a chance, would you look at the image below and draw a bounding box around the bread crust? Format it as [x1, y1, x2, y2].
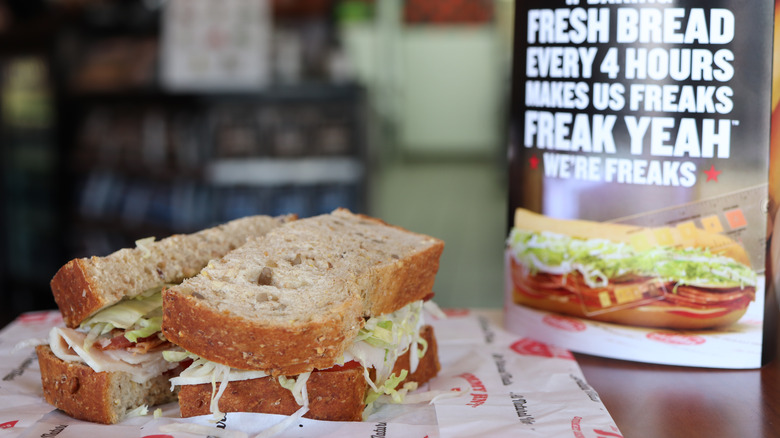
[177, 325, 440, 420]
[50, 215, 293, 328]
[348, 211, 445, 315]
[364, 240, 444, 316]
[162, 289, 364, 376]
[50, 259, 108, 329]
[36, 345, 177, 424]
[179, 366, 366, 421]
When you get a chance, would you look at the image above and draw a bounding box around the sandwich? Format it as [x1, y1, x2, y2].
[507, 208, 757, 329]
[35, 214, 293, 424]
[161, 208, 445, 423]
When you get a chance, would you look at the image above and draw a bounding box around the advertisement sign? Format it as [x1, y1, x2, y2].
[506, 0, 779, 368]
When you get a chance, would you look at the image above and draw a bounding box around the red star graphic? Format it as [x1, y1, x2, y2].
[529, 155, 539, 169]
[703, 165, 721, 182]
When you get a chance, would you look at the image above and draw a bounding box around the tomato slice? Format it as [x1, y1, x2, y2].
[321, 360, 362, 373]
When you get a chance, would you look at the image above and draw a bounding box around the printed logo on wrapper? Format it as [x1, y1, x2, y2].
[17, 311, 62, 326]
[543, 315, 587, 332]
[510, 337, 575, 360]
[572, 416, 623, 438]
[457, 373, 488, 408]
[442, 308, 470, 318]
[0, 421, 18, 429]
[647, 332, 706, 345]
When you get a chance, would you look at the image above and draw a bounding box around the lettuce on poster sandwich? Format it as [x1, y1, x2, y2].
[507, 208, 757, 330]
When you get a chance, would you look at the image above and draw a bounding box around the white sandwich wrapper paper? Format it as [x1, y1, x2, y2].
[0, 308, 621, 437]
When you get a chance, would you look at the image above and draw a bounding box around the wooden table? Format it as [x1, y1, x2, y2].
[576, 332, 780, 438]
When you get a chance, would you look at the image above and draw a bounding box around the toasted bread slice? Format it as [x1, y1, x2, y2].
[162, 209, 444, 376]
[179, 364, 367, 421]
[51, 214, 294, 328]
[177, 325, 441, 421]
[36, 344, 178, 424]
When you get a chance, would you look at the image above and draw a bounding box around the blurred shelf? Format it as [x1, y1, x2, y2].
[63, 81, 365, 103]
[207, 157, 364, 186]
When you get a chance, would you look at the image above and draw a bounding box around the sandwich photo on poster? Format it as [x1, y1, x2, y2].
[507, 208, 757, 330]
[505, 1, 779, 368]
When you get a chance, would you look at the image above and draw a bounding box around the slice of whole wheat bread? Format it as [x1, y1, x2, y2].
[162, 209, 444, 376]
[36, 344, 178, 424]
[51, 214, 294, 328]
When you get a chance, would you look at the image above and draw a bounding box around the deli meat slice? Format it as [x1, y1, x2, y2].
[96, 330, 171, 354]
[669, 285, 755, 308]
[48, 327, 177, 383]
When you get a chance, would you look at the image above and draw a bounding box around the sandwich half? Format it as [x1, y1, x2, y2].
[161, 208, 445, 422]
[36, 214, 293, 424]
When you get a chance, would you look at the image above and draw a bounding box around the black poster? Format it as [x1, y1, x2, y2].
[505, 1, 777, 368]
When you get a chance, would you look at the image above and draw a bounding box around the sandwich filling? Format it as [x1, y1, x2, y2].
[508, 229, 757, 289]
[47, 287, 178, 383]
[164, 299, 432, 417]
[508, 228, 758, 315]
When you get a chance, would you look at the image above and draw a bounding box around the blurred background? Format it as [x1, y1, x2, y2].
[0, 0, 513, 326]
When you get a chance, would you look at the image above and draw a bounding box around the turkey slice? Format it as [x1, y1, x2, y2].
[48, 327, 176, 384]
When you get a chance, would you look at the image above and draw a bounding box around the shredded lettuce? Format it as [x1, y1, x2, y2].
[125, 316, 162, 342]
[343, 300, 432, 414]
[356, 320, 395, 348]
[277, 372, 311, 406]
[346, 300, 425, 388]
[370, 385, 464, 410]
[163, 350, 195, 363]
[422, 300, 447, 320]
[364, 369, 408, 405]
[80, 287, 168, 344]
[124, 404, 149, 419]
[165, 351, 269, 390]
[135, 236, 156, 258]
[210, 363, 232, 419]
[82, 288, 163, 330]
[507, 228, 757, 289]
[82, 321, 114, 351]
[416, 337, 429, 359]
